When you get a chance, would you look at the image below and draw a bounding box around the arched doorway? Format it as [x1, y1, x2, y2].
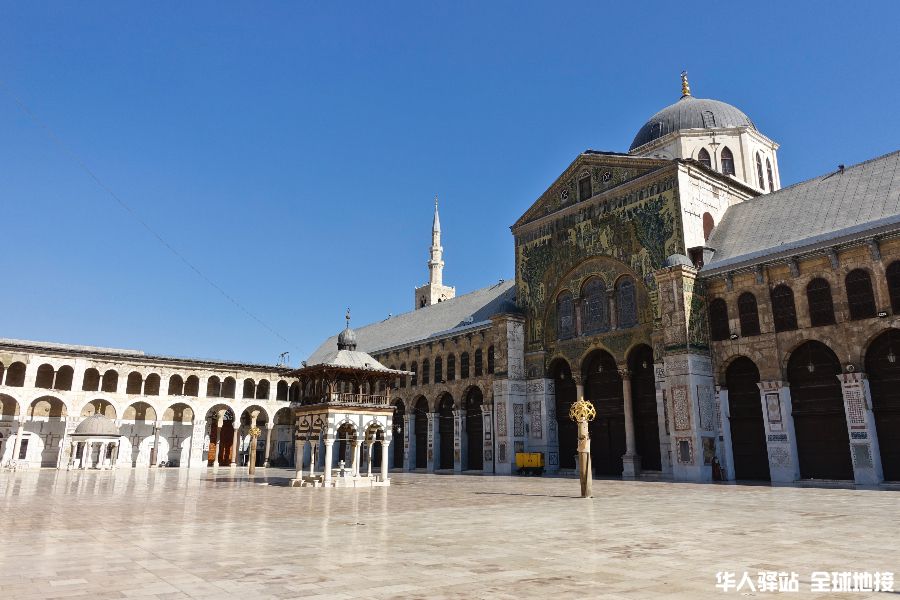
[414, 397, 428, 469]
[551, 359, 577, 469]
[162, 402, 194, 467]
[865, 329, 900, 481]
[788, 341, 853, 480]
[239, 406, 268, 467]
[725, 357, 769, 480]
[392, 401, 405, 469]
[438, 393, 454, 470]
[464, 387, 483, 470]
[336, 422, 357, 466]
[122, 401, 157, 467]
[206, 406, 235, 466]
[26, 396, 68, 467]
[583, 350, 625, 476]
[628, 345, 661, 471]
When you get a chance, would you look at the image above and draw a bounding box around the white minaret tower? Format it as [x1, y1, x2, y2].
[414, 196, 456, 309]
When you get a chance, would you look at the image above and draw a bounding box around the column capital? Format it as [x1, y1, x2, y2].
[757, 380, 787, 392]
[837, 371, 867, 385]
[617, 367, 631, 380]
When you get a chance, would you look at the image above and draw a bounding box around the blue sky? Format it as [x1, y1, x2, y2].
[2, 2, 898, 364]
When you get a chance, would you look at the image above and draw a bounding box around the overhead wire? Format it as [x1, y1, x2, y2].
[0, 81, 300, 355]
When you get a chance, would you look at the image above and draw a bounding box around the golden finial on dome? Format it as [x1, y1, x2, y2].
[681, 70, 691, 98]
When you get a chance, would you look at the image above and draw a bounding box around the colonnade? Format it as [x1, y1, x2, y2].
[293, 435, 391, 483]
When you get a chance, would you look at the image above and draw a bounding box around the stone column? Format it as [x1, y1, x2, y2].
[68, 441, 78, 470]
[263, 425, 274, 467]
[426, 412, 437, 472]
[453, 408, 464, 472]
[757, 381, 801, 483]
[403, 414, 414, 471]
[351, 441, 361, 477]
[99, 442, 108, 470]
[83, 442, 92, 469]
[309, 440, 317, 478]
[367, 442, 374, 477]
[213, 412, 224, 467]
[323, 437, 334, 483]
[230, 425, 239, 467]
[619, 367, 641, 478]
[293, 439, 304, 481]
[608, 291, 618, 330]
[380, 437, 390, 481]
[481, 404, 494, 474]
[837, 372, 884, 485]
[149, 423, 161, 467]
[10, 419, 25, 467]
[111, 442, 120, 469]
[248, 410, 260, 474]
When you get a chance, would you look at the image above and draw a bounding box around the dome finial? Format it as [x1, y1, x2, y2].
[681, 70, 691, 98]
[345, 307, 351, 328]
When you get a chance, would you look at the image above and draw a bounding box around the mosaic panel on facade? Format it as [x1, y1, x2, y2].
[513, 403, 525, 437]
[697, 385, 715, 432]
[672, 385, 691, 431]
[529, 401, 543, 439]
[496, 403, 507, 437]
[844, 386, 866, 425]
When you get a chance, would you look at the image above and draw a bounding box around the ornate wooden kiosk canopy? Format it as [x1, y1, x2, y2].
[285, 313, 411, 487]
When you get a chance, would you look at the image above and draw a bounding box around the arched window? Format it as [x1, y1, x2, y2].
[126, 371, 143, 394]
[698, 147, 711, 169]
[5, 362, 26, 387]
[721, 146, 735, 176]
[737, 292, 760, 337]
[806, 278, 836, 326]
[101, 370, 119, 393]
[557, 291, 575, 339]
[82, 368, 100, 392]
[581, 277, 609, 334]
[184, 375, 200, 397]
[222, 377, 236, 398]
[766, 158, 774, 191]
[256, 379, 270, 400]
[54, 365, 74, 391]
[460, 352, 470, 379]
[887, 261, 900, 313]
[756, 152, 765, 189]
[616, 276, 638, 328]
[447, 355, 455, 381]
[35, 364, 55, 389]
[410, 362, 418, 386]
[243, 379, 255, 399]
[474, 349, 483, 376]
[434, 357, 443, 383]
[703, 212, 715, 242]
[168, 375, 184, 396]
[708, 298, 730, 341]
[487, 346, 495, 374]
[771, 285, 798, 331]
[421, 359, 430, 385]
[144, 373, 161, 396]
[399, 363, 407, 388]
[846, 269, 876, 320]
[206, 376, 221, 398]
[276, 380, 288, 400]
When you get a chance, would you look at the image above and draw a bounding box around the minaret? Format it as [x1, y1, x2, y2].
[428, 196, 444, 287]
[414, 196, 456, 309]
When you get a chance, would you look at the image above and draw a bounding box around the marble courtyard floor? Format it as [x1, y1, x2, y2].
[0, 469, 898, 599]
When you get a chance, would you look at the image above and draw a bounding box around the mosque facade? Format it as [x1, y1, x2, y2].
[2, 75, 899, 485]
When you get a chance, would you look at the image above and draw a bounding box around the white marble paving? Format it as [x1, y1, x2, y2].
[0, 469, 898, 599]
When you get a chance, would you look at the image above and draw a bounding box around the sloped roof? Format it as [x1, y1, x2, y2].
[307, 280, 516, 363]
[302, 348, 407, 375]
[703, 150, 900, 273]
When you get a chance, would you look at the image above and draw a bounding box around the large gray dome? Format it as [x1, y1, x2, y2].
[74, 414, 120, 437]
[630, 96, 756, 151]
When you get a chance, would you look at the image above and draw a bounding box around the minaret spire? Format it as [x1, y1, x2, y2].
[681, 70, 691, 98]
[428, 195, 444, 287]
[414, 195, 455, 309]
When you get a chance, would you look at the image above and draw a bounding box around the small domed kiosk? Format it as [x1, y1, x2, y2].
[68, 414, 122, 470]
[285, 310, 411, 488]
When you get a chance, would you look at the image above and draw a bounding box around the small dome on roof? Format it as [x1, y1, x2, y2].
[665, 254, 695, 268]
[337, 326, 358, 351]
[74, 414, 120, 437]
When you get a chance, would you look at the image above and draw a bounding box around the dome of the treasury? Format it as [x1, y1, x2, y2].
[74, 414, 120, 437]
[629, 93, 756, 152]
[337, 325, 358, 350]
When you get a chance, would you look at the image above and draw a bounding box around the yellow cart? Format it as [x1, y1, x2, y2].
[515, 452, 544, 476]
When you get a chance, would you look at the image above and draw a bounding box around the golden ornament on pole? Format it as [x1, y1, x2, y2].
[569, 397, 596, 498]
[248, 427, 262, 474]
